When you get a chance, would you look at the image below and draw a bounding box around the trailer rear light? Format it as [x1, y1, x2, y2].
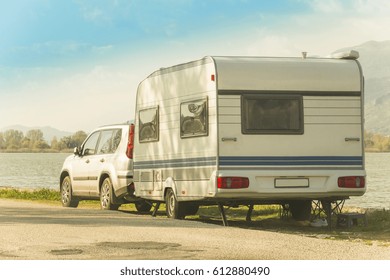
[217, 177, 249, 189]
[126, 123, 135, 159]
[338, 176, 365, 188]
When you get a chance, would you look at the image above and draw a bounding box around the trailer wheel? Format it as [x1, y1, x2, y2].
[165, 189, 186, 219]
[135, 200, 152, 213]
[289, 200, 312, 221]
[184, 203, 199, 216]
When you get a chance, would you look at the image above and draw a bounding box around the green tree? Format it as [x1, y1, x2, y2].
[59, 136, 72, 149]
[0, 132, 5, 149]
[25, 129, 48, 149]
[3, 129, 24, 150]
[51, 136, 59, 150]
[364, 130, 390, 152]
[71, 131, 88, 148]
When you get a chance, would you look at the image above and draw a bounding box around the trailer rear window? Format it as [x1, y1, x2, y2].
[241, 94, 303, 134]
[139, 106, 159, 142]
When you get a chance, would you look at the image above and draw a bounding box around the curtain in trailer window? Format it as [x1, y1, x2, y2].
[242, 94, 303, 134]
[139, 107, 159, 143]
[180, 98, 208, 138]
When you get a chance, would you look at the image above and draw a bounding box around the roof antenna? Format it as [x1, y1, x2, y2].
[302, 52, 308, 59]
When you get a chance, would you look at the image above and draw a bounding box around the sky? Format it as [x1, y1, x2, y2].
[1, 0, 390, 133]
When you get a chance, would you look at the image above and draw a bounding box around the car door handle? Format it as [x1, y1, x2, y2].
[100, 158, 105, 163]
[85, 159, 90, 163]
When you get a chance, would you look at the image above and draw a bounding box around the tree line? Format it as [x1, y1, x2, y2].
[0, 128, 389, 153]
[0, 129, 87, 152]
[365, 131, 390, 152]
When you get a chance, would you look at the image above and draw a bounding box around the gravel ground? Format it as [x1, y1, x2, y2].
[0, 199, 389, 260]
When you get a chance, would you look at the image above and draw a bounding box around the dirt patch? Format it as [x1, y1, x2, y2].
[50, 249, 84, 256]
[97, 241, 181, 250]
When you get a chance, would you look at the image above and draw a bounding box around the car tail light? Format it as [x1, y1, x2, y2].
[126, 123, 135, 159]
[338, 176, 365, 188]
[217, 177, 249, 189]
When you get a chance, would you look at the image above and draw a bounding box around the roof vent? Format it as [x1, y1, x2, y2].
[331, 50, 359, 60]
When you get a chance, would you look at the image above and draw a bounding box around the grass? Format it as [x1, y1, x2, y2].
[1, 188, 389, 245]
[0, 187, 61, 201]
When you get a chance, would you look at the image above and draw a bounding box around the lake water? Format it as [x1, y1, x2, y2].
[0, 153, 70, 190]
[0, 152, 388, 210]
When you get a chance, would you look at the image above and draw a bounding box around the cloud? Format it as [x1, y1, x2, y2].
[237, 0, 390, 57]
[0, 62, 144, 131]
[300, 0, 390, 15]
[301, 0, 344, 13]
[74, 0, 133, 25]
[5, 41, 115, 68]
[245, 33, 302, 56]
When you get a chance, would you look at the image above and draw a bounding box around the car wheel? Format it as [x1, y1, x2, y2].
[100, 177, 120, 210]
[165, 189, 185, 219]
[61, 176, 79, 208]
[135, 200, 152, 213]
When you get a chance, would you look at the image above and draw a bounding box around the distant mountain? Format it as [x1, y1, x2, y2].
[0, 125, 73, 142]
[334, 40, 390, 135]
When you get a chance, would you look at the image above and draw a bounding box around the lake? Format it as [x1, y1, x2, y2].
[0, 152, 388, 210]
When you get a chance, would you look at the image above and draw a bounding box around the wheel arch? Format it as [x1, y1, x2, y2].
[60, 170, 70, 186]
[99, 173, 120, 204]
[163, 177, 178, 199]
[99, 173, 111, 193]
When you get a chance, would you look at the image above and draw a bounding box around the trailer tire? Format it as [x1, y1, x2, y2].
[184, 203, 199, 216]
[135, 200, 152, 213]
[289, 200, 312, 221]
[165, 189, 186, 219]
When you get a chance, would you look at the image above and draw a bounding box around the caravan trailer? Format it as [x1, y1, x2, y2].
[132, 52, 366, 222]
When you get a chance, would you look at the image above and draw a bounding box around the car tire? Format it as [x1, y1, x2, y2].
[61, 176, 79, 208]
[165, 189, 185, 219]
[100, 177, 120, 210]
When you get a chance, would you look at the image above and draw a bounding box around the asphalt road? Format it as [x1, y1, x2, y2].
[0, 199, 389, 260]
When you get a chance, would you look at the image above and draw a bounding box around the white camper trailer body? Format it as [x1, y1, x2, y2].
[133, 55, 365, 218]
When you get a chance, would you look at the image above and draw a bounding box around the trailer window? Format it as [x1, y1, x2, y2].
[139, 107, 159, 142]
[242, 94, 303, 134]
[180, 98, 208, 138]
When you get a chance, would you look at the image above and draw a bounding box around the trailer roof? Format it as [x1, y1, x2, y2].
[145, 54, 362, 94]
[212, 55, 362, 93]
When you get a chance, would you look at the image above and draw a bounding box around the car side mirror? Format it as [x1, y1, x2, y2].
[73, 147, 80, 156]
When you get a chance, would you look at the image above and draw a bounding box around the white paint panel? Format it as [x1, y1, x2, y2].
[214, 57, 361, 92]
[305, 108, 361, 116]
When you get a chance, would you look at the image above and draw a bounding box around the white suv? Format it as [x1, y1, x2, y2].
[59, 123, 151, 212]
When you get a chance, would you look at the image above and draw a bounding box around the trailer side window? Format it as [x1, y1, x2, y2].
[242, 94, 303, 134]
[139, 107, 159, 142]
[180, 98, 208, 138]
